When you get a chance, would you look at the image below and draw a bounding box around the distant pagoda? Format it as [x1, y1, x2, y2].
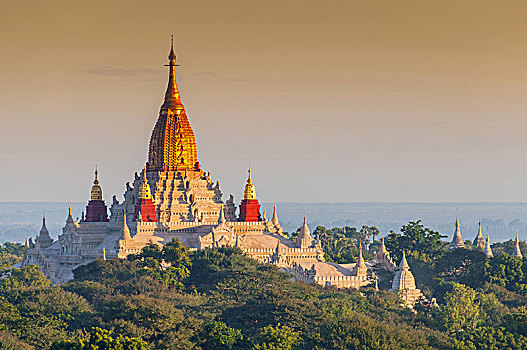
[449, 211, 465, 250]
[473, 221, 485, 250]
[85, 168, 108, 222]
[238, 167, 262, 222]
[512, 231, 523, 258]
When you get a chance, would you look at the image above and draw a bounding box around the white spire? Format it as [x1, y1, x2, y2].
[512, 231, 523, 258]
[449, 209, 465, 250]
[122, 213, 132, 240]
[484, 229, 493, 258]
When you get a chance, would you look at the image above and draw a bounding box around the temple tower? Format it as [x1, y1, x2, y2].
[484, 230, 493, 258]
[352, 241, 368, 276]
[473, 221, 485, 250]
[238, 167, 262, 222]
[38, 216, 53, 248]
[85, 168, 109, 222]
[134, 169, 158, 222]
[449, 211, 465, 250]
[148, 38, 197, 172]
[296, 215, 314, 248]
[512, 231, 523, 258]
[137, 40, 234, 223]
[390, 251, 424, 307]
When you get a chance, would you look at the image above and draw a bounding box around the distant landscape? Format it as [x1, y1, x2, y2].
[3, 201, 527, 244]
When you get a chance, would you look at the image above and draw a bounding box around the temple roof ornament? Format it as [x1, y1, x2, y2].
[484, 229, 493, 258]
[122, 214, 132, 241]
[148, 37, 198, 171]
[218, 205, 226, 225]
[272, 203, 279, 226]
[296, 215, 313, 248]
[66, 205, 75, 226]
[449, 210, 465, 250]
[38, 216, 53, 248]
[243, 167, 257, 200]
[473, 221, 485, 250]
[138, 169, 153, 200]
[512, 231, 523, 258]
[353, 241, 368, 276]
[91, 167, 103, 201]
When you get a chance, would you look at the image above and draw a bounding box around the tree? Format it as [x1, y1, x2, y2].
[440, 283, 483, 334]
[385, 220, 446, 263]
[0, 265, 50, 296]
[127, 238, 191, 289]
[203, 321, 243, 349]
[361, 225, 380, 245]
[50, 327, 146, 350]
[253, 324, 299, 350]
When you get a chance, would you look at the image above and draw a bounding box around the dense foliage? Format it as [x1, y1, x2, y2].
[1, 221, 527, 349]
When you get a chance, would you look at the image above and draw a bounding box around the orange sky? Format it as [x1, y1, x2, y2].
[2, 0, 527, 202]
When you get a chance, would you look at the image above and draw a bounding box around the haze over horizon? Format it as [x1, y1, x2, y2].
[2, 0, 527, 203]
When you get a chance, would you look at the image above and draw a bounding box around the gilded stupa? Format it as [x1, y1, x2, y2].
[148, 37, 198, 172]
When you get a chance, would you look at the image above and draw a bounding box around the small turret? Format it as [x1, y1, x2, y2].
[38, 216, 53, 248]
[390, 251, 425, 308]
[218, 205, 226, 225]
[66, 205, 75, 226]
[85, 167, 109, 222]
[238, 166, 262, 222]
[296, 215, 313, 248]
[484, 229, 493, 258]
[352, 241, 368, 276]
[512, 231, 523, 258]
[91, 167, 103, 201]
[473, 221, 485, 250]
[121, 213, 132, 241]
[374, 237, 396, 271]
[272, 203, 279, 226]
[133, 168, 158, 222]
[449, 210, 465, 250]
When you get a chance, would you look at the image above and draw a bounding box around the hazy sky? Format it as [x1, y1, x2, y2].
[2, 0, 527, 203]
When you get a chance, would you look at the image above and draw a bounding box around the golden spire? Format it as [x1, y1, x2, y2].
[243, 166, 257, 200]
[162, 35, 184, 111]
[90, 166, 103, 201]
[138, 168, 153, 200]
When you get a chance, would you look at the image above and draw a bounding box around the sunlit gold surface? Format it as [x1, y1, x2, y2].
[243, 167, 257, 200]
[148, 41, 198, 171]
[90, 168, 102, 200]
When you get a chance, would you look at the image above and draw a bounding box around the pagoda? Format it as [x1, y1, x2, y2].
[484, 230, 493, 258]
[133, 169, 158, 222]
[390, 251, 425, 307]
[473, 221, 485, 250]
[238, 167, 262, 222]
[449, 211, 465, 250]
[136, 39, 235, 223]
[512, 231, 523, 258]
[85, 168, 108, 222]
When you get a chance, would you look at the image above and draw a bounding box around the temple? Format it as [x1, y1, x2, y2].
[390, 251, 425, 308]
[512, 231, 523, 258]
[473, 221, 485, 250]
[23, 41, 408, 297]
[449, 211, 465, 250]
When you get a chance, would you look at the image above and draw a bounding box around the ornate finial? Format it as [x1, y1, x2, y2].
[243, 166, 257, 200]
[69, 204, 71, 215]
[91, 167, 103, 200]
[162, 36, 183, 110]
[138, 167, 153, 200]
